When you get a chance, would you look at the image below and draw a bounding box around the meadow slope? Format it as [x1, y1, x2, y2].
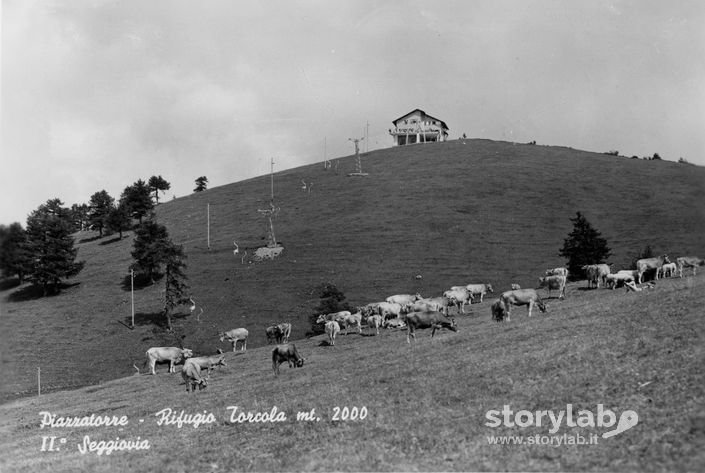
[1, 139, 704, 403]
[0, 274, 703, 472]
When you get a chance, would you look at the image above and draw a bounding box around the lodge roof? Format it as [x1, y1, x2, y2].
[391, 109, 449, 131]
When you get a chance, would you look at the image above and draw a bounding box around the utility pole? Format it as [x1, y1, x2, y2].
[347, 137, 368, 177]
[366, 121, 369, 152]
[131, 269, 135, 328]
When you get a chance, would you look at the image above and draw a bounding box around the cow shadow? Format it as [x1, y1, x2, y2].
[125, 310, 194, 329]
[78, 234, 103, 244]
[318, 341, 334, 347]
[120, 273, 160, 291]
[6, 281, 80, 302]
[99, 235, 126, 246]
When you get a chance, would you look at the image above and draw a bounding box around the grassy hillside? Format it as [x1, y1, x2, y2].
[1, 139, 704, 403]
[1, 274, 703, 471]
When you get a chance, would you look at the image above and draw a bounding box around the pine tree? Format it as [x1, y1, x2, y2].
[559, 212, 612, 280]
[88, 190, 115, 237]
[121, 180, 153, 223]
[106, 202, 132, 239]
[148, 175, 171, 205]
[130, 218, 171, 284]
[194, 176, 208, 192]
[0, 222, 31, 284]
[162, 242, 188, 332]
[24, 199, 85, 295]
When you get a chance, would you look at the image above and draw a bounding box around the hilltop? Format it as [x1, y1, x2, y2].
[1, 139, 704, 402]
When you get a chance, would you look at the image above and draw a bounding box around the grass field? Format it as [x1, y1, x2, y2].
[0, 138, 704, 470]
[0, 274, 703, 472]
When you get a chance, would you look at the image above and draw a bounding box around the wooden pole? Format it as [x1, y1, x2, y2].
[37, 367, 41, 397]
[207, 203, 211, 250]
[131, 269, 135, 328]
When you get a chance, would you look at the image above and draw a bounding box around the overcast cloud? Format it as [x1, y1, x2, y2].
[2, 0, 704, 224]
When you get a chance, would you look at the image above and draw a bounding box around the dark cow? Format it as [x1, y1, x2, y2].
[537, 275, 566, 299]
[272, 343, 306, 376]
[404, 311, 458, 344]
[491, 299, 507, 322]
[265, 325, 283, 344]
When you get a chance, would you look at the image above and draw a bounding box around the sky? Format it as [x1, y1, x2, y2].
[2, 0, 704, 225]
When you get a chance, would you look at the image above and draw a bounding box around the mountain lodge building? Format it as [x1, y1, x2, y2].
[389, 109, 449, 146]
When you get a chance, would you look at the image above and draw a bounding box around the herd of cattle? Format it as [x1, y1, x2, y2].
[142, 254, 703, 393]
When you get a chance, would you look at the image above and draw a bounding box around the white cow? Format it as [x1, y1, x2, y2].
[365, 314, 383, 335]
[659, 262, 677, 278]
[181, 359, 207, 393]
[325, 320, 340, 346]
[375, 302, 404, 320]
[545, 267, 569, 277]
[385, 293, 422, 306]
[676, 256, 704, 277]
[219, 328, 249, 352]
[407, 297, 449, 315]
[146, 347, 193, 375]
[465, 283, 494, 303]
[636, 255, 670, 284]
[537, 275, 566, 299]
[443, 287, 473, 314]
[499, 289, 546, 322]
[583, 264, 611, 289]
[605, 272, 634, 289]
[336, 312, 362, 335]
[185, 353, 226, 379]
[316, 311, 351, 324]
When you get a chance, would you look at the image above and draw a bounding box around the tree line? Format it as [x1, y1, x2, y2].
[0, 175, 205, 319]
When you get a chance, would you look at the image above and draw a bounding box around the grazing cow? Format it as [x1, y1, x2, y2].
[636, 255, 670, 284]
[537, 275, 566, 299]
[385, 293, 422, 306]
[676, 256, 704, 277]
[366, 314, 383, 335]
[336, 312, 362, 335]
[443, 287, 473, 314]
[510, 283, 521, 290]
[316, 311, 351, 324]
[465, 283, 494, 303]
[146, 347, 193, 375]
[383, 318, 406, 329]
[404, 311, 458, 344]
[181, 359, 207, 393]
[659, 262, 677, 278]
[219, 328, 249, 352]
[491, 299, 507, 322]
[185, 353, 226, 379]
[375, 302, 404, 320]
[545, 267, 569, 278]
[500, 289, 546, 322]
[605, 272, 634, 289]
[278, 323, 292, 343]
[325, 320, 340, 346]
[272, 344, 305, 376]
[265, 325, 283, 344]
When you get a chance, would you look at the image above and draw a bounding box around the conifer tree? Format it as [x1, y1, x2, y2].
[24, 199, 85, 295]
[559, 211, 612, 280]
